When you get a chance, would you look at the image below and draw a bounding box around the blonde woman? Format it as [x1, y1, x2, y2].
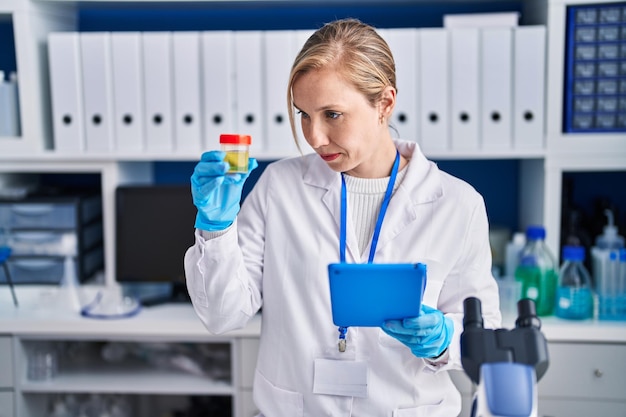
[186, 18, 501, 417]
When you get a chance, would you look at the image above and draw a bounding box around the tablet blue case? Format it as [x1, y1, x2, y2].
[328, 263, 427, 327]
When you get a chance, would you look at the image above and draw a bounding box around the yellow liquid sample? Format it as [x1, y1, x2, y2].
[224, 150, 249, 173]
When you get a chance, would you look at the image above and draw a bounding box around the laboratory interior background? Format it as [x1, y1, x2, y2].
[1, 0, 626, 416]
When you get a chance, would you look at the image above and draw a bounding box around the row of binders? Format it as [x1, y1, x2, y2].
[49, 30, 313, 157]
[48, 26, 546, 157]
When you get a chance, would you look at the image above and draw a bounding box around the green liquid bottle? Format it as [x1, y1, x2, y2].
[514, 225, 558, 316]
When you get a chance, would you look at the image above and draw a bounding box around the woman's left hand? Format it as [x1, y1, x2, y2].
[382, 304, 454, 359]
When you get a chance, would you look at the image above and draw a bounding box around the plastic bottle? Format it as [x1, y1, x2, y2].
[48, 398, 71, 417]
[618, 249, 626, 320]
[219, 134, 251, 173]
[27, 341, 58, 381]
[505, 232, 526, 277]
[514, 225, 558, 316]
[594, 209, 625, 250]
[599, 249, 626, 321]
[592, 209, 625, 320]
[60, 255, 82, 313]
[555, 246, 594, 320]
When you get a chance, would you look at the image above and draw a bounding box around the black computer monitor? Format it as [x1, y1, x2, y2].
[115, 185, 196, 303]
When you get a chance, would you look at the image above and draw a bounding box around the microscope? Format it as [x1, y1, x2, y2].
[461, 297, 549, 417]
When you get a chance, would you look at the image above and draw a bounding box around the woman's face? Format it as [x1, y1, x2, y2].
[292, 68, 393, 178]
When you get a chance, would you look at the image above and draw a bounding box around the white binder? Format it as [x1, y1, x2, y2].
[0, 71, 21, 137]
[234, 31, 264, 149]
[513, 26, 546, 151]
[80, 32, 115, 153]
[201, 31, 235, 150]
[292, 30, 315, 155]
[110, 32, 144, 153]
[381, 28, 420, 143]
[48, 32, 85, 153]
[450, 28, 480, 151]
[481, 27, 513, 151]
[142, 32, 174, 153]
[263, 30, 299, 157]
[172, 31, 202, 153]
[418, 28, 449, 153]
[444, 12, 520, 29]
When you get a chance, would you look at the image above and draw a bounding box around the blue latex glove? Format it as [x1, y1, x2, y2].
[190, 150, 258, 231]
[381, 304, 454, 358]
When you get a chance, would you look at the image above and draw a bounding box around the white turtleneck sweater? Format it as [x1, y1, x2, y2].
[342, 165, 409, 256]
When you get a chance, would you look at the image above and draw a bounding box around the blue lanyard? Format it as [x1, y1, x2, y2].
[336, 149, 400, 351]
[339, 149, 400, 263]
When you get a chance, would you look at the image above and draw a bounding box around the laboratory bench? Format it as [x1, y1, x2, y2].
[1, 286, 626, 417]
[0, 287, 262, 417]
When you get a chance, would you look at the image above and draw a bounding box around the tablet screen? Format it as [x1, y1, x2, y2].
[328, 263, 427, 327]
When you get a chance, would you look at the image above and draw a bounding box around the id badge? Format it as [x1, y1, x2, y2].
[313, 358, 368, 398]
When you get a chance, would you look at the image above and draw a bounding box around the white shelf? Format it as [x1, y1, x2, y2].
[0, 296, 262, 339]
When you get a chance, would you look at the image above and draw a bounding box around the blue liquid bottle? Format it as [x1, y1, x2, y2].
[555, 245, 594, 320]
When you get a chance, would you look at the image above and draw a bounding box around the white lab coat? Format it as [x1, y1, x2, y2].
[185, 139, 501, 417]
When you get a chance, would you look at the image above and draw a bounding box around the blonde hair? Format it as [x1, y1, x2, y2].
[287, 18, 397, 151]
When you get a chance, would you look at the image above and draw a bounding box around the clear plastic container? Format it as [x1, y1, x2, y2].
[615, 248, 626, 321]
[505, 232, 526, 277]
[598, 248, 626, 321]
[496, 275, 522, 322]
[592, 209, 625, 320]
[514, 225, 558, 316]
[27, 341, 58, 381]
[219, 134, 251, 173]
[555, 245, 594, 320]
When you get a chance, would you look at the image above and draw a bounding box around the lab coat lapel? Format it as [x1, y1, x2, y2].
[364, 186, 416, 257]
[370, 140, 444, 254]
[301, 142, 443, 263]
[303, 156, 362, 263]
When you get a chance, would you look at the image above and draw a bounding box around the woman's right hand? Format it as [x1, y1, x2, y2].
[190, 150, 258, 231]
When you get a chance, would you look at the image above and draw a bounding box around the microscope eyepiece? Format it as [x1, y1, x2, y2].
[463, 297, 484, 329]
[515, 298, 541, 329]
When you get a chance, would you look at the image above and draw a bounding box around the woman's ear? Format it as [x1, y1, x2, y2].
[379, 86, 396, 119]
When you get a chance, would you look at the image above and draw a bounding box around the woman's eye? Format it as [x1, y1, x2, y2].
[326, 111, 341, 120]
[297, 110, 309, 119]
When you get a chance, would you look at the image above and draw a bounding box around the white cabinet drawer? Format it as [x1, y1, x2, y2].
[238, 389, 258, 417]
[0, 392, 14, 417]
[0, 258, 65, 284]
[538, 397, 626, 417]
[538, 342, 626, 401]
[0, 337, 14, 388]
[236, 337, 259, 389]
[0, 197, 102, 230]
[0, 202, 78, 230]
